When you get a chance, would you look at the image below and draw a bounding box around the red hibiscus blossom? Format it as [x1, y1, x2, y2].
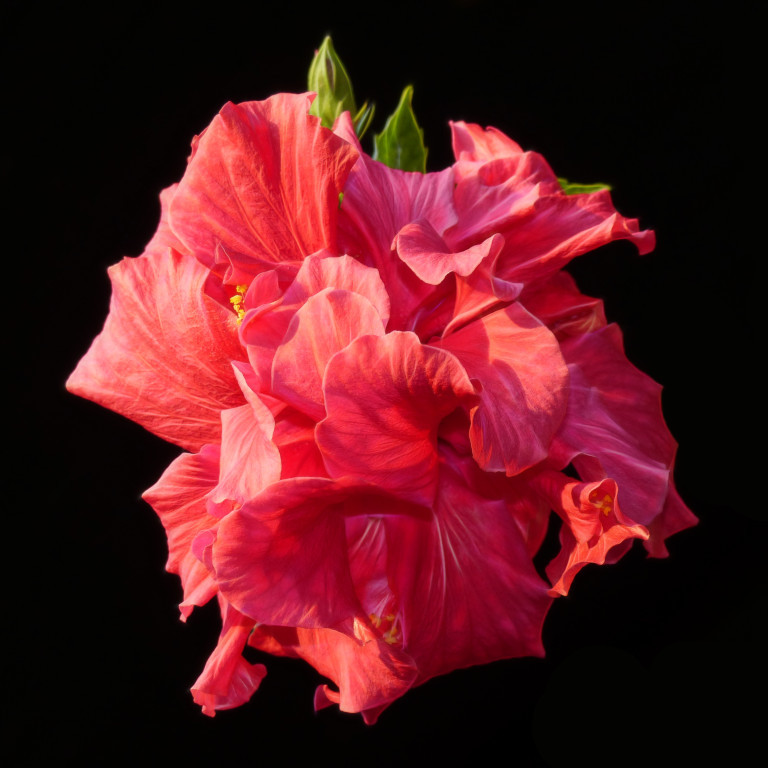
[68, 73, 695, 723]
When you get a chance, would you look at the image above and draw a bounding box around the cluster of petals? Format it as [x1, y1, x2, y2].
[68, 92, 696, 722]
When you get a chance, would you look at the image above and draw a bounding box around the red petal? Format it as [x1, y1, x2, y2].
[272, 288, 386, 420]
[450, 120, 523, 162]
[271, 407, 328, 479]
[434, 303, 568, 475]
[337, 156, 457, 332]
[170, 93, 358, 282]
[519, 271, 607, 339]
[241, 253, 390, 392]
[143, 184, 187, 258]
[209, 401, 281, 515]
[550, 325, 696, 552]
[250, 624, 417, 718]
[283, 253, 391, 325]
[384, 450, 552, 683]
[67, 248, 245, 451]
[446, 122, 654, 283]
[212, 478, 365, 630]
[533, 471, 649, 596]
[142, 445, 221, 619]
[394, 218, 502, 285]
[191, 603, 266, 716]
[316, 332, 477, 506]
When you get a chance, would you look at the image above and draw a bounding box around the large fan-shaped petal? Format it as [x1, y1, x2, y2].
[170, 93, 358, 285]
[384, 450, 552, 683]
[67, 247, 245, 451]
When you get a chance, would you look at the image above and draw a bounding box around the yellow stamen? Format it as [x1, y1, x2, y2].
[369, 611, 401, 645]
[229, 284, 248, 324]
[589, 492, 614, 516]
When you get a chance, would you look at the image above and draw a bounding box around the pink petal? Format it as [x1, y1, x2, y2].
[249, 624, 417, 719]
[316, 332, 477, 506]
[142, 444, 221, 619]
[448, 153, 561, 246]
[442, 233, 519, 337]
[434, 303, 568, 475]
[191, 603, 266, 716]
[142, 184, 187, 258]
[337, 156, 457, 332]
[67, 248, 245, 451]
[240, 253, 390, 392]
[550, 325, 696, 553]
[272, 288, 386, 420]
[519, 271, 607, 339]
[212, 478, 366, 630]
[450, 120, 523, 163]
[495, 189, 656, 283]
[644, 483, 698, 558]
[383, 450, 552, 683]
[283, 253, 391, 326]
[169, 93, 358, 285]
[445, 122, 655, 283]
[271, 407, 329, 479]
[208, 401, 281, 515]
[394, 218, 502, 285]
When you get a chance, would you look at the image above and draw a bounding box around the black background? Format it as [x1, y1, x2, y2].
[7, 1, 763, 766]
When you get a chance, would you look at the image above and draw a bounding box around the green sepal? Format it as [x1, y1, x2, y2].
[372, 86, 428, 173]
[353, 100, 375, 139]
[558, 177, 612, 195]
[308, 36, 357, 129]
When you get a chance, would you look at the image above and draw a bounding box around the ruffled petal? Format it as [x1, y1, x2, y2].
[337, 156, 457, 332]
[519, 271, 607, 339]
[191, 603, 266, 716]
[142, 444, 221, 619]
[249, 624, 417, 720]
[450, 120, 523, 162]
[316, 332, 477, 506]
[271, 407, 329, 479]
[550, 324, 696, 553]
[446, 122, 655, 285]
[142, 184, 187, 258]
[394, 218, 502, 285]
[271, 288, 386, 420]
[170, 93, 358, 285]
[212, 478, 366, 630]
[208, 401, 281, 515]
[434, 303, 568, 475]
[67, 248, 245, 451]
[241, 253, 390, 392]
[533, 471, 649, 596]
[282, 253, 391, 325]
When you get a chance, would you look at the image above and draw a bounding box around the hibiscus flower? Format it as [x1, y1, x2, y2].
[67, 89, 695, 723]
